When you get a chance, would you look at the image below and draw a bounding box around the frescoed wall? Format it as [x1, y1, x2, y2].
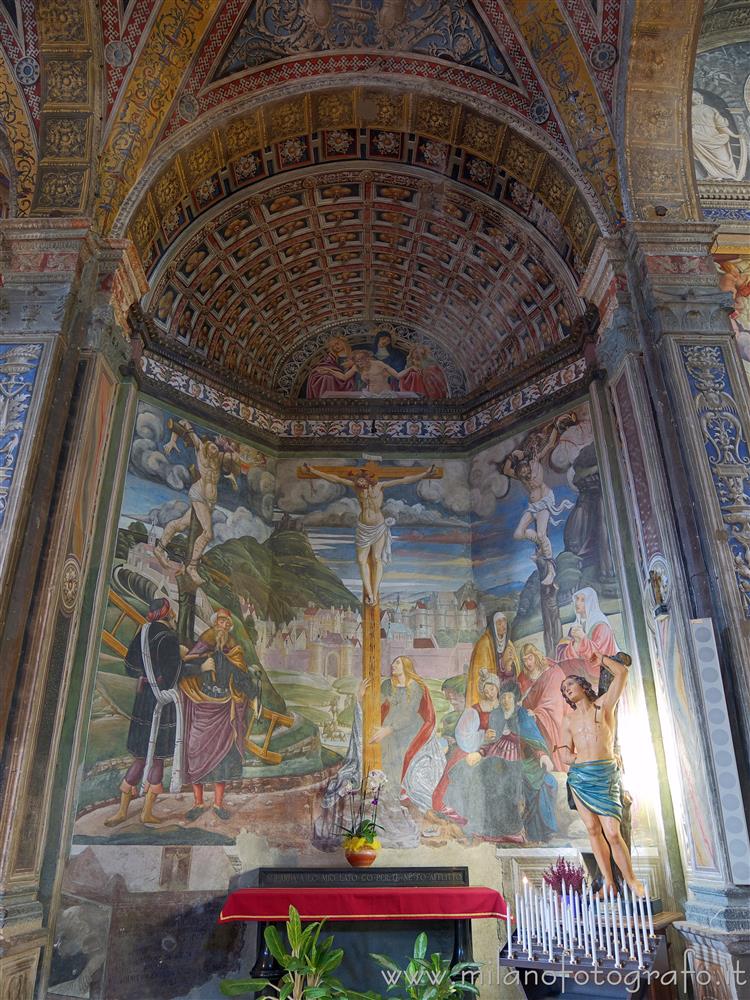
[56, 395, 660, 997]
[715, 252, 750, 374]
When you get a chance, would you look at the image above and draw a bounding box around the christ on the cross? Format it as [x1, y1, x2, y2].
[300, 461, 439, 605]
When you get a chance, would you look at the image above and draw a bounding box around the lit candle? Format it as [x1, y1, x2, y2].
[595, 892, 604, 952]
[553, 887, 561, 947]
[611, 887, 621, 967]
[581, 884, 590, 956]
[523, 880, 532, 959]
[636, 890, 649, 956]
[603, 885, 613, 958]
[645, 882, 655, 939]
[514, 892, 521, 952]
[545, 885, 554, 962]
[589, 899, 599, 969]
[540, 882, 547, 951]
[561, 880, 568, 952]
[508, 895, 515, 958]
[633, 894, 644, 969]
[535, 888, 544, 949]
[616, 887, 627, 952]
[624, 883, 636, 960]
[574, 890, 583, 949]
[567, 891, 576, 956]
[528, 885, 535, 942]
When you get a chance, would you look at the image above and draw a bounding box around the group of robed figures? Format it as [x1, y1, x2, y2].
[105, 600, 261, 827]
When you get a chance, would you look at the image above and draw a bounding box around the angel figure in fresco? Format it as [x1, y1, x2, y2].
[499, 412, 577, 586]
[301, 462, 437, 605]
[156, 420, 259, 584]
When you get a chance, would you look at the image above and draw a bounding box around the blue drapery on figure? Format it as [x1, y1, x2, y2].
[567, 758, 623, 821]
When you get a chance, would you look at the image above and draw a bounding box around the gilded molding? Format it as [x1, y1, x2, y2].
[95, 0, 217, 234]
[0, 53, 38, 216]
[505, 0, 622, 223]
[624, 0, 701, 220]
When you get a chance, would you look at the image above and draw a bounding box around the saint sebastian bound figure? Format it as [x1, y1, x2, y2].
[558, 649, 644, 896]
[298, 460, 441, 773]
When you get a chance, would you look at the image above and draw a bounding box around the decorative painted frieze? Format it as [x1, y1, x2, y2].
[140, 352, 588, 443]
[681, 343, 750, 617]
[0, 343, 43, 529]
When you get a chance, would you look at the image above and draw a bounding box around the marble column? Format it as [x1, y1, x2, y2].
[0, 223, 144, 994]
[581, 224, 750, 998]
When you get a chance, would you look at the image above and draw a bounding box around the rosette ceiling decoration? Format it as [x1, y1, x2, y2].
[0, 0, 704, 425]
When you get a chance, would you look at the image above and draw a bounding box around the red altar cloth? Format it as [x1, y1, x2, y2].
[219, 886, 506, 923]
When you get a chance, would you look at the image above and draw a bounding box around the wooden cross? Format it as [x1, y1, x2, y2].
[297, 460, 442, 774]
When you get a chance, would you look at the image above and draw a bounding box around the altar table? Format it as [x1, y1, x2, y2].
[219, 876, 506, 989]
[219, 885, 507, 923]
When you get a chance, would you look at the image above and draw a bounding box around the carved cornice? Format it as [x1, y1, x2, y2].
[698, 181, 750, 204]
[0, 218, 94, 288]
[625, 220, 719, 258]
[93, 237, 148, 335]
[645, 286, 735, 340]
[578, 235, 628, 308]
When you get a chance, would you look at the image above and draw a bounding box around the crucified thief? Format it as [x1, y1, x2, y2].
[157, 420, 244, 584]
[301, 463, 437, 605]
[499, 413, 576, 586]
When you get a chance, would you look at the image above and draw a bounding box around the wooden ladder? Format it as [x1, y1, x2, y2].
[102, 588, 293, 765]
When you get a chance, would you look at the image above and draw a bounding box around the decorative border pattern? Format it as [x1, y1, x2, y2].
[0, 341, 43, 529]
[0, 52, 37, 215]
[96, 0, 217, 232]
[681, 343, 750, 617]
[140, 351, 588, 443]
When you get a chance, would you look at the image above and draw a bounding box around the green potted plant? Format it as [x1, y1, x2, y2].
[371, 932, 480, 999]
[220, 905, 379, 999]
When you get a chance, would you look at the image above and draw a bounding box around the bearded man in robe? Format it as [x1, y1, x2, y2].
[180, 608, 261, 821]
[466, 611, 520, 706]
[518, 642, 567, 771]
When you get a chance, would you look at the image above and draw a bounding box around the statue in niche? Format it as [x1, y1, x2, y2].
[691, 91, 747, 181]
[558, 649, 644, 896]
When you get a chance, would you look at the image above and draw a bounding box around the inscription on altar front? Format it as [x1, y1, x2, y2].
[258, 867, 470, 887]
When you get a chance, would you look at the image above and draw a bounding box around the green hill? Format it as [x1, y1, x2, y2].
[202, 528, 359, 626]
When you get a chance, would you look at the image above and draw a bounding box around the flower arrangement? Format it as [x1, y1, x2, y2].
[542, 856, 586, 895]
[339, 769, 386, 851]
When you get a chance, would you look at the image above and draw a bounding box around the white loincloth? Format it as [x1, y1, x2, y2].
[355, 519, 393, 564]
[526, 488, 574, 526]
